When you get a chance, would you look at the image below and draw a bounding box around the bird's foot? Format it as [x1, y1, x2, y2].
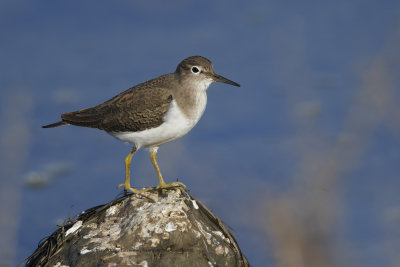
[117, 183, 152, 194]
[156, 181, 186, 191]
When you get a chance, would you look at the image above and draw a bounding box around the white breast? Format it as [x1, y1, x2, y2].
[110, 98, 206, 149]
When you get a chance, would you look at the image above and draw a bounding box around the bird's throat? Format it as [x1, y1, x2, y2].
[174, 89, 207, 122]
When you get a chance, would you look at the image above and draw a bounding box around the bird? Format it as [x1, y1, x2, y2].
[43, 56, 240, 194]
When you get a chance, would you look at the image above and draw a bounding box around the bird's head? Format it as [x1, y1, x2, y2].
[176, 56, 240, 90]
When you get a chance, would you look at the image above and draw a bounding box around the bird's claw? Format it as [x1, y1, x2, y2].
[117, 183, 152, 194]
[156, 181, 186, 191]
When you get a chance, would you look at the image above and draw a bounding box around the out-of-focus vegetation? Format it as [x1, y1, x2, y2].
[255, 22, 400, 267]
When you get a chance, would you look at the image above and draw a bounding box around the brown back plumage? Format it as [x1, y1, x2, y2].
[43, 74, 174, 132]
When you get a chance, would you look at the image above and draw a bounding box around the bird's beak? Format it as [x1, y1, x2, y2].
[212, 73, 240, 87]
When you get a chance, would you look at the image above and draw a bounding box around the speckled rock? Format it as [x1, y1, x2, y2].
[25, 189, 249, 267]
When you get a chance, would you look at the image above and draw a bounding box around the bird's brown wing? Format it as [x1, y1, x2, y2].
[61, 84, 173, 132]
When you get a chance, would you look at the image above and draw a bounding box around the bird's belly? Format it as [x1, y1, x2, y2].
[109, 100, 202, 149]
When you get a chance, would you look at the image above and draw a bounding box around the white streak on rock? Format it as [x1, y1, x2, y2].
[192, 229, 201, 238]
[192, 200, 199, 209]
[82, 232, 96, 239]
[212, 231, 224, 238]
[195, 220, 211, 240]
[165, 222, 177, 232]
[132, 242, 143, 250]
[80, 248, 91, 255]
[80, 246, 106, 255]
[215, 245, 224, 255]
[65, 221, 82, 236]
[106, 206, 117, 216]
[53, 262, 69, 267]
[150, 238, 160, 247]
[224, 246, 229, 255]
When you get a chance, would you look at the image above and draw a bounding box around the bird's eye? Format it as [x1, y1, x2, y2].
[191, 66, 200, 74]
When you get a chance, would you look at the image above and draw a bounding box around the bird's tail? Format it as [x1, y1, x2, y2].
[42, 121, 69, 128]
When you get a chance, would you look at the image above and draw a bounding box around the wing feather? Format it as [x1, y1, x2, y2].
[61, 75, 174, 132]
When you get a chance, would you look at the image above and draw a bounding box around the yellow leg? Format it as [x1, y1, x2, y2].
[118, 146, 151, 194]
[150, 148, 186, 190]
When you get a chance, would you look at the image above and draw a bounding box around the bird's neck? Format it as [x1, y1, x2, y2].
[173, 86, 208, 122]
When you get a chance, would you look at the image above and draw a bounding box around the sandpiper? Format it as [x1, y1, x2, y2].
[43, 56, 240, 193]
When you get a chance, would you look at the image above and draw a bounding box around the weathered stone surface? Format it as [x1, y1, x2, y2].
[24, 189, 249, 267]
